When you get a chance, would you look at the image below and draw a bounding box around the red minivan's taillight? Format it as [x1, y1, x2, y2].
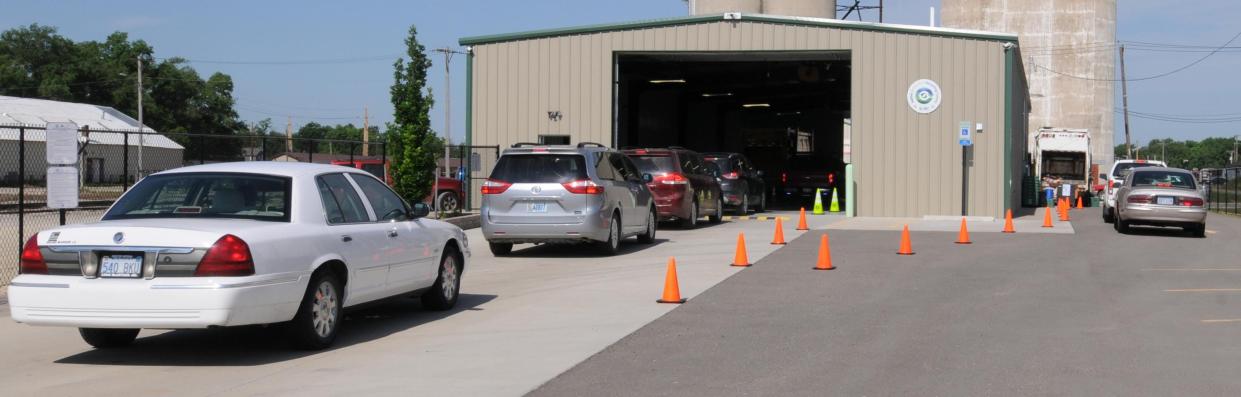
[19, 235, 47, 275]
[195, 234, 255, 277]
[562, 179, 603, 194]
[481, 179, 512, 195]
[1127, 194, 1153, 204]
[656, 172, 689, 185]
[1181, 197, 1205, 207]
[781, 172, 788, 184]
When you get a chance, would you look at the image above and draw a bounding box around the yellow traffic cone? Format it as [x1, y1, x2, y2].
[812, 189, 825, 215]
[828, 188, 841, 212]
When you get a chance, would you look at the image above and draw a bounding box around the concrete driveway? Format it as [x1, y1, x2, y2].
[0, 210, 837, 396]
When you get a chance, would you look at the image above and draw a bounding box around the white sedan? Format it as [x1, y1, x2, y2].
[9, 162, 469, 350]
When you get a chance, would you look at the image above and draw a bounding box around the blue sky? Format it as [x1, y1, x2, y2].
[3, 0, 1239, 146]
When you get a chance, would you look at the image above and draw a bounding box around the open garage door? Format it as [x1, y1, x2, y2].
[615, 51, 851, 209]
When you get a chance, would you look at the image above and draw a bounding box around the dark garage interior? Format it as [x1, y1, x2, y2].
[616, 51, 852, 205]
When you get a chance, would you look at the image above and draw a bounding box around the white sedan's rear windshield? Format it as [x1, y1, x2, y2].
[104, 173, 292, 222]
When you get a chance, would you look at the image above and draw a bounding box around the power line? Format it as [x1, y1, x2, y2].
[234, 105, 362, 121]
[1028, 30, 1241, 82]
[159, 54, 400, 65]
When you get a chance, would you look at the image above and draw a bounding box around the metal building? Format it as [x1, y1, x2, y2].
[460, 13, 1030, 217]
[942, 0, 1117, 169]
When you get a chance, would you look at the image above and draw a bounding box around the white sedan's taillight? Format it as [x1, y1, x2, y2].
[19, 235, 48, 275]
[195, 234, 255, 277]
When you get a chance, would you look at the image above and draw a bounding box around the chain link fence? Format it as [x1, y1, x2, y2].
[0, 123, 393, 286]
[1205, 167, 1241, 216]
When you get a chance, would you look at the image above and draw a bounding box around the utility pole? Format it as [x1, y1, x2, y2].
[434, 47, 468, 212]
[362, 107, 370, 157]
[285, 116, 293, 153]
[1161, 140, 1166, 162]
[136, 55, 145, 177]
[1119, 44, 1133, 159]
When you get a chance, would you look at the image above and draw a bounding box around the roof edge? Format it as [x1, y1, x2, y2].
[459, 13, 1019, 46]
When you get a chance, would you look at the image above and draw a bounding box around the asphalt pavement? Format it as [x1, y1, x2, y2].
[534, 208, 1241, 396]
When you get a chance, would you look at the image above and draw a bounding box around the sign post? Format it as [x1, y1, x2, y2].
[45, 122, 81, 218]
[959, 121, 973, 216]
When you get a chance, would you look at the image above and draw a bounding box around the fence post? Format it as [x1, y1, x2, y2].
[261, 137, 269, 161]
[18, 127, 25, 254]
[350, 142, 356, 163]
[308, 141, 314, 163]
[122, 130, 130, 191]
[198, 135, 206, 165]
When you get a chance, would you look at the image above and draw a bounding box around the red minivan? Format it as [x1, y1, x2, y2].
[622, 147, 724, 228]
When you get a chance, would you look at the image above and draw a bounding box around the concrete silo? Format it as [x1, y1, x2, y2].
[942, 0, 1118, 168]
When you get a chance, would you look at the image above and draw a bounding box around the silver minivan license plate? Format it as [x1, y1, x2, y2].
[529, 202, 548, 213]
[100, 254, 143, 278]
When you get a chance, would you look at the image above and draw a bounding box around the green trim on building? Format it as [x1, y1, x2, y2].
[459, 13, 1018, 46]
[464, 52, 474, 209]
[1003, 45, 1014, 213]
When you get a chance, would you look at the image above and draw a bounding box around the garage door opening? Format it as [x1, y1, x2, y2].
[615, 51, 851, 208]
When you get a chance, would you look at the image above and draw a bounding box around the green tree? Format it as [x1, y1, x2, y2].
[387, 25, 435, 202]
[0, 25, 245, 160]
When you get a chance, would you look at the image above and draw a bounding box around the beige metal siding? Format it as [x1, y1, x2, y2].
[468, 20, 1017, 217]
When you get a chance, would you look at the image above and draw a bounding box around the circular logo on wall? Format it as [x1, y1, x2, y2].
[906, 79, 942, 114]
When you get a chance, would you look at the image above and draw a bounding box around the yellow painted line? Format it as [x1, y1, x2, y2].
[1164, 288, 1241, 292]
[1201, 319, 1241, 324]
[1144, 268, 1241, 271]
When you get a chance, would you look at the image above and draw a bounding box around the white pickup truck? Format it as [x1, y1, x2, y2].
[1100, 159, 1167, 223]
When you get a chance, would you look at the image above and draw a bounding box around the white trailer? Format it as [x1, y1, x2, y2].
[1033, 128, 1091, 199]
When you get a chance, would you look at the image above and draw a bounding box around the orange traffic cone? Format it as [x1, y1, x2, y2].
[796, 207, 809, 231]
[730, 233, 751, 267]
[1002, 209, 1016, 233]
[656, 257, 686, 304]
[813, 234, 835, 270]
[955, 218, 972, 244]
[1059, 202, 1070, 221]
[771, 217, 786, 245]
[1076, 196, 1083, 209]
[1042, 206, 1055, 228]
[897, 225, 915, 255]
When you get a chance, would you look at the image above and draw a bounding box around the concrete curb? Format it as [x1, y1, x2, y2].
[441, 214, 481, 230]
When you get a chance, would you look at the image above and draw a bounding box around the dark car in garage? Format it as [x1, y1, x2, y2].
[704, 152, 766, 215]
[779, 156, 841, 208]
[623, 147, 724, 228]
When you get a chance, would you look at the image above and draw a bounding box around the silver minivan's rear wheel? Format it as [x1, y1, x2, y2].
[598, 214, 621, 255]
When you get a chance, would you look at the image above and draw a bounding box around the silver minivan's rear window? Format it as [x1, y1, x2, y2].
[491, 154, 588, 183]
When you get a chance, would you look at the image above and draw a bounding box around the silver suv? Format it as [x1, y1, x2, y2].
[481, 142, 657, 256]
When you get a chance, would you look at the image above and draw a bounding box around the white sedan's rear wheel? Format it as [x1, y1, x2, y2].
[288, 272, 342, 350]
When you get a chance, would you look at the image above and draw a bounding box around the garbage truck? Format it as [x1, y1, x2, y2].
[1032, 128, 1091, 205]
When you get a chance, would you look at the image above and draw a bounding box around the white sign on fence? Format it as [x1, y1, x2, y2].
[45, 122, 79, 165]
[47, 166, 79, 209]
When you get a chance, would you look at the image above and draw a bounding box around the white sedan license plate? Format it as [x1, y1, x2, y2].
[100, 254, 143, 278]
[1156, 197, 1174, 205]
[529, 202, 548, 213]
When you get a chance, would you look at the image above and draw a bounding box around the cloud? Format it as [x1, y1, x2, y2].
[109, 15, 166, 30]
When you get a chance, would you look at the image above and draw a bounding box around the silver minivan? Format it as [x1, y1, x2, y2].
[481, 143, 657, 256]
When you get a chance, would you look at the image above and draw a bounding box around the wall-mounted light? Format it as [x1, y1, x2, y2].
[742, 103, 770, 108]
[701, 92, 733, 97]
[649, 79, 686, 84]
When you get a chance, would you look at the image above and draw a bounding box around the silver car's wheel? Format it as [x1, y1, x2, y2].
[638, 208, 657, 244]
[598, 214, 621, 255]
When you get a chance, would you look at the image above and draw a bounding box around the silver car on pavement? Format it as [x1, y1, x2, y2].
[481, 142, 658, 256]
[1114, 167, 1207, 237]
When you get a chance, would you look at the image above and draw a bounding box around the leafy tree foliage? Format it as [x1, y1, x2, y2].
[0, 24, 244, 160]
[387, 25, 436, 202]
[1115, 137, 1240, 169]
